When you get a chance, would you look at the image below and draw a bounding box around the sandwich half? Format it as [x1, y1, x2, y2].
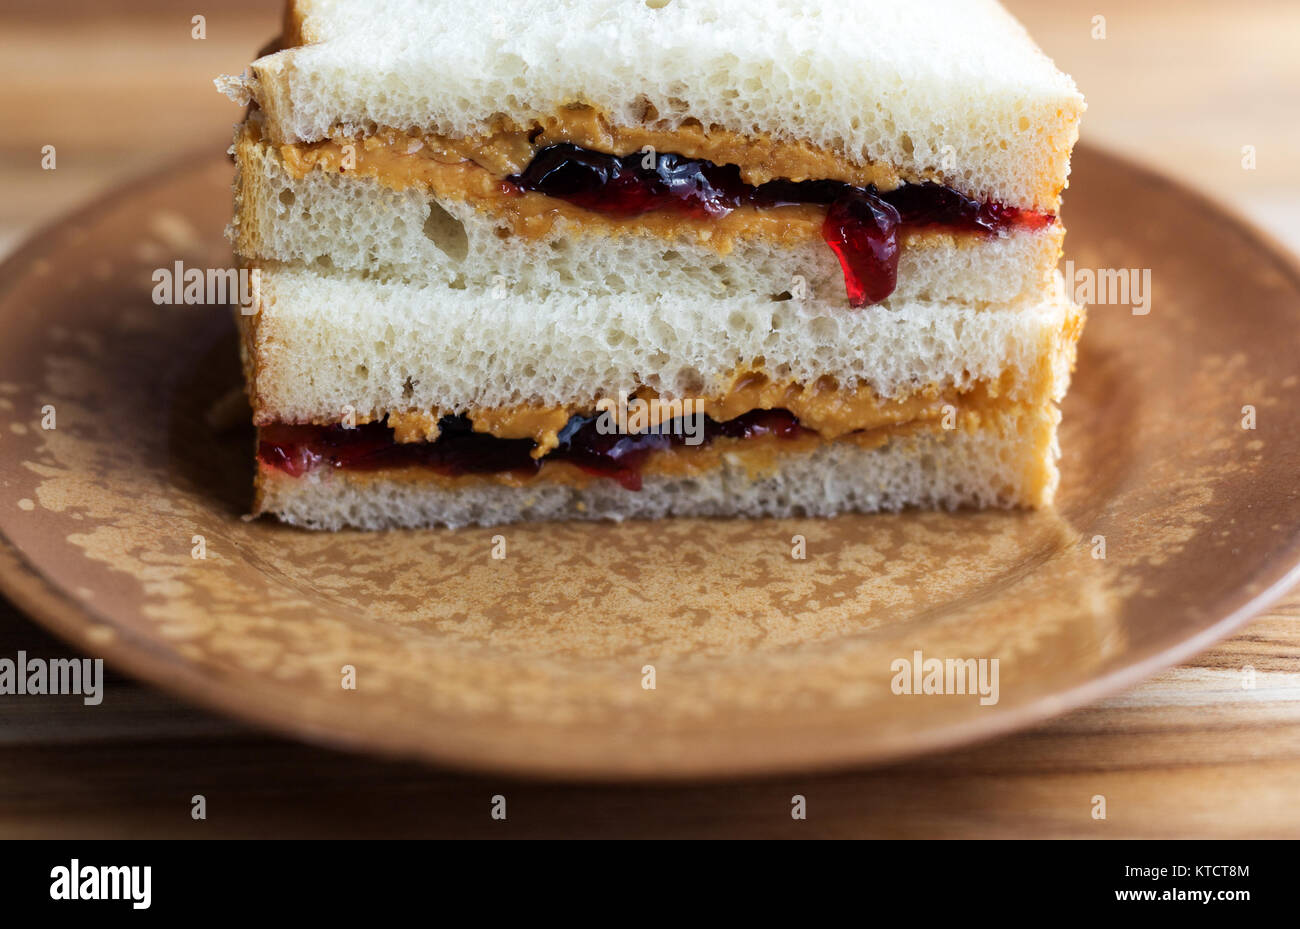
[219, 0, 1086, 530]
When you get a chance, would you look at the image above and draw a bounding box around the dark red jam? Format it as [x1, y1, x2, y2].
[507, 143, 1053, 307]
[823, 191, 901, 307]
[259, 409, 806, 492]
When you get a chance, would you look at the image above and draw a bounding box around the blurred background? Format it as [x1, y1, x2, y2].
[0, 0, 1297, 837]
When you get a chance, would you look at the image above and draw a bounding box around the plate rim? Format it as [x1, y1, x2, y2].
[1, 143, 1299, 781]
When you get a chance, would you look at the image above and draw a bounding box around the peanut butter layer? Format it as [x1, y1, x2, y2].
[372, 369, 1018, 458]
[269, 101, 917, 191]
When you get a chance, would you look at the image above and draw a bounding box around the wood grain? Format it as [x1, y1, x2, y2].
[0, 0, 1297, 837]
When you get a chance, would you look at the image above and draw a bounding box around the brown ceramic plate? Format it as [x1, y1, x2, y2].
[0, 144, 1298, 779]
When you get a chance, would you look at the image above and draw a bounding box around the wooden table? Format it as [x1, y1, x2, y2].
[1, 0, 1297, 838]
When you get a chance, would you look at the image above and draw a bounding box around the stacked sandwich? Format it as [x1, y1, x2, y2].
[218, 0, 1085, 530]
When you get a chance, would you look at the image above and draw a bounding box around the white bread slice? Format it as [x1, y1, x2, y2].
[232, 133, 1064, 308]
[218, 0, 1084, 212]
[240, 263, 1082, 425]
[255, 404, 1061, 530]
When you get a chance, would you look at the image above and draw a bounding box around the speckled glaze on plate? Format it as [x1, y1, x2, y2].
[0, 145, 1298, 779]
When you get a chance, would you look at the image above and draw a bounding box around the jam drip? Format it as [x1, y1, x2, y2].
[508, 143, 1052, 307]
[259, 409, 806, 492]
[823, 191, 900, 307]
